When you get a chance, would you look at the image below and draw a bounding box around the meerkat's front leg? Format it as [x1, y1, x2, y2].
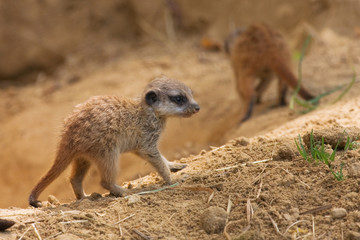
[161, 155, 187, 173]
[137, 150, 175, 184]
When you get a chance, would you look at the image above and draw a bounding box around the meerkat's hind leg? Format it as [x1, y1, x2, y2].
[95, 155, 127, 197]
[70, 157, 91, 199]
[235, 73, 256, 123]
[278, 80, 288, 106]
[255, 71, 273, 104]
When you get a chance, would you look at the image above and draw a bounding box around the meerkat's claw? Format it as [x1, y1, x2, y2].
[169, 163, 188, 172]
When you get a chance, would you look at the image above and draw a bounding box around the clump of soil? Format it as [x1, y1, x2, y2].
[302, 124, 360, 149]
[200, 206, 227, 234]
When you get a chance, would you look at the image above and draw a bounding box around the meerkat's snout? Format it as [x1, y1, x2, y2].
[182, 101, 200, 117]
[193, 103, 200, 112]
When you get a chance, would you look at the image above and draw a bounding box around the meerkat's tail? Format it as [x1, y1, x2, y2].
[271, 61, 314, 100]
[29, 150, 73, 208]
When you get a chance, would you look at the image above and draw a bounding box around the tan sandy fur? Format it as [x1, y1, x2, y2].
[29, 76, 200, 207]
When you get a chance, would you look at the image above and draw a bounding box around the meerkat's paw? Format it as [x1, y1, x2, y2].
[109, 187, 130, 198]
[168, 162, 188, 172]
[29, 200, 43, 208]
[168, 175, 188, 185]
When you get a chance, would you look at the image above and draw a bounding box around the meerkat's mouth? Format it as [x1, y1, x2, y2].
[180, 112, 194, 118]
[182, 110, 199, 118]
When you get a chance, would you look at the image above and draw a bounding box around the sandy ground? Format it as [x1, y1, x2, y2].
[1, 27, 360, 239]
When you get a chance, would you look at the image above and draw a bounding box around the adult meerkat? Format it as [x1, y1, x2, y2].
[225, 23, 314, 123]
[29, 76, 200, 207]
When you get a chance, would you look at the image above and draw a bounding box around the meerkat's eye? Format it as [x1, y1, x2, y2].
[169, 95, 188, 105]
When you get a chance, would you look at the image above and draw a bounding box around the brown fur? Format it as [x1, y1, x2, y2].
[225, 23, 314, 122]
[29, 76, 200, 207]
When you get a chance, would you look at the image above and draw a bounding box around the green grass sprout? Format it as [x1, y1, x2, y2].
[294, 129, 353, 181]
[289, 36, 312, 110]
[344, 135, 359, 151]
[290, 37, 357, 113]
[332, 162, 345, 181]
[332, 67, 357, 104]
[295, 134, 309, 162]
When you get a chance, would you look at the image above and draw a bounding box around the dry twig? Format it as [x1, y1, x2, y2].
[246, 199, 253, 224]
[32, 223, 42, 240]
[224, 221, 251, 240]
[249, 158, 272, 164]
[255, 178, 263, 199]
[284, 220, 310, 235]
[227, 197, 233, 216]
[251, 165, 268, 185]
[60, 220, 88, 224]
[113, 214, 136, 225]
[207, 191, 215, 203]
[280, 168, 310, 189]
[19, 225, 32, 240]
[300, 204, 332, 215]
[268, 215, 286, 239]
[133, 229, 152, 240]
[312, 215, 316, 239]
[215, 165, 239, 171]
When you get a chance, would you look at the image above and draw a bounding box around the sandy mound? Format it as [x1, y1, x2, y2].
[1, 101, 360, 239]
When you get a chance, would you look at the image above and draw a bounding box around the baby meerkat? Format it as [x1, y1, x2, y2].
[29, 76, 200, 207]
[225, 23, 314, 123]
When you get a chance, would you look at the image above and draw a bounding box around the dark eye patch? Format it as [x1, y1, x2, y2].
[169, 95, 188, 105]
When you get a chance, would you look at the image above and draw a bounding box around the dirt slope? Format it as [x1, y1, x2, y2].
[1, 94, 360, 239]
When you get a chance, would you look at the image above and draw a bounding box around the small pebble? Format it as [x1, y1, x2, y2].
[348, 162, 360, 177]
[48, 195, 60, 206]
[127, 194, 141, 206]
[283, 213, 292, 222]
[273, 144, 295, 161]
[331, 208, 347, 219]
[200, 206, 227, 234]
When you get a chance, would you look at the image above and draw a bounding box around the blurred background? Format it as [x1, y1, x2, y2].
[0, 0, 359, 208]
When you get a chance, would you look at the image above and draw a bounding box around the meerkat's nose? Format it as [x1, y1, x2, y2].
[194, 104, 200, 112]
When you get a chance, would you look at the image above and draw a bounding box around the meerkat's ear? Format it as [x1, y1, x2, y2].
[145, 90, 158, 106]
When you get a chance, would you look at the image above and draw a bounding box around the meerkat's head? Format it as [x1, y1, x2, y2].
[224, 27, 245, 54]
[143, 76, 200, 118]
